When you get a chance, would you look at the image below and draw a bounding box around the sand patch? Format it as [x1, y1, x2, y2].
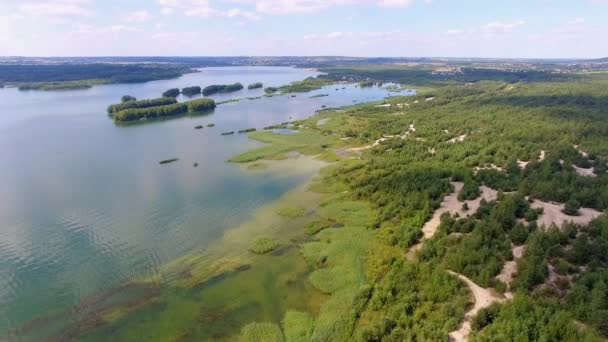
[573, 164, 597, 177]
[448, 271, 505, 342]
[448, 134, 467, 144]
[518, 150, 546, 169]
[316, 118, 330, 126]
[474, 164, 504, 175]
[531, 199, 602, 229]
[497, 244, 527, 296]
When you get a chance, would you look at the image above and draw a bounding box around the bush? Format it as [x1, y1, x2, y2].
[249, 236, 279, 254]
[563, 199, 581, 216]
[121, 95, 136, 102]
[162, 88, 180, 97]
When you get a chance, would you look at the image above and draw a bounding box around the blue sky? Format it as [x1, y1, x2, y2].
[1, 0, 607, 58]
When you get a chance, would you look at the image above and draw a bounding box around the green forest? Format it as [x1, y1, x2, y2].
[108, 97, 215, 122]
[0, 64, 191, 90]
[230, 69, 608, 341]
[202, 82, 244, 95]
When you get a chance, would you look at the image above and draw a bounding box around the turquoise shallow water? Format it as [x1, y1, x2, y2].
[0, 66, 412, 339]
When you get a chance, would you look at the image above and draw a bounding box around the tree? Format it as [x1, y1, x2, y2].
[563, 198, 581, 216]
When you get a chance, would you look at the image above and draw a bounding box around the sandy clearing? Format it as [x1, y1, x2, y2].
[448, 271, 505, 342]
[474, 164, 504, 175]
[518, 150, 546, 169]
[574, 145, 589, 158]
[425, 97, 435, 102]
[316, 118, 330, 126]
[448, 134, 467, 144]
[421, 183, 497, 240]
[496, 244, 526, 292]
[375, 104, 391, 108]
[348, 125, 416, 152]
[531, 199, 602, 229]
[573, 164, 597, 177]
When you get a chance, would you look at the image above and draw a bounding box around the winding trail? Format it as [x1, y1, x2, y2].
[448, 271, 505, 342]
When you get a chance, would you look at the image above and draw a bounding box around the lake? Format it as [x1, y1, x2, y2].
[0, 66, 412, 340]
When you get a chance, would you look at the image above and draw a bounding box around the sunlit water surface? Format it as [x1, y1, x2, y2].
[0, 66, 412, 340]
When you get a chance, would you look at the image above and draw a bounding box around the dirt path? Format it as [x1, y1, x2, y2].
[496, 244, 526, 298]
[448, 271, 505, 342]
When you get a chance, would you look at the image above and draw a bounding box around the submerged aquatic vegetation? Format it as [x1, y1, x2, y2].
[241, 322, 284, 342]
[249, 236, 279, 254]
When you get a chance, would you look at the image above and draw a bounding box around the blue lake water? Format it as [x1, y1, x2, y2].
[0, 66, 412, 340]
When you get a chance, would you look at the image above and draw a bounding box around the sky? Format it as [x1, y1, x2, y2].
[1, 0, 607, 58]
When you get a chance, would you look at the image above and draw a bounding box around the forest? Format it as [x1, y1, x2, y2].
[202, 82, 244, 95]
[0, 64, 191, 90]
[229, 69, 608, 341]
[108, 97, 215, 122]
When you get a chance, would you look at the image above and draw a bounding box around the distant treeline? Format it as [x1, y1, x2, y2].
[247, 82, 263, 89]
[320, 66, 573, 85]
[0, 64, 190, 84]
[108, 97, 216, 122]
[203, 83, 243, 96]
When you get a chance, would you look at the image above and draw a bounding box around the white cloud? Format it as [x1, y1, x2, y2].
[225, 8, 261, 20]
[235, 0, 421, 14]
[483, 20, 525, 34]
[122, 10, 152, 23]
[19, 0, 93, 18]
[378, 0, 414, 7]
[158, 0, 215, 17]
[568, 17, 585, 25]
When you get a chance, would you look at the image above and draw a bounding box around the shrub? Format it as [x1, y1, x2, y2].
[121, 95, 136, 102]
[563, 199, 581, 216]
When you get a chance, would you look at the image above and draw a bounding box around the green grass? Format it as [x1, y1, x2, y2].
[283, 311, 315, 342]
[249, 236, 279, 254]
[229, 130, 337, 163]
[240, 322, 284, 342]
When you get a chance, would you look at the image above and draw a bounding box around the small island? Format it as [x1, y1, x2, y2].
[221, 131, 235, 135]
[182, 86, 201, 96]
[247, 82, 263, 89]
[162, 88, 180, 97]
[107, 97, 215, 122]
[202, 83, 244, 96]
[238, 128, 256, 134]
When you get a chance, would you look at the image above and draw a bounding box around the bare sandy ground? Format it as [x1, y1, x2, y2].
[496, 244, 527, 296]
[474, 164, 504, 174]
[348, 125, 416, 152]
[316, 118, 330, 126]
[448, 271, 505, 342]
[531, 200, 602, 229]
[572, 164, 597, 177]
[448, 134, 467, 144]
[420, 183, 497, 240]
[518, 150, 546, 169]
